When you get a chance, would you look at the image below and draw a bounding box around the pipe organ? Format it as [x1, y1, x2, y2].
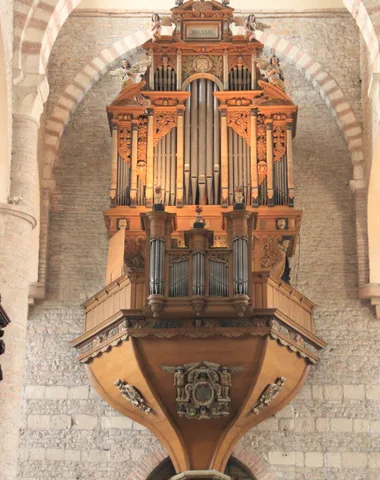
[73, 2, 325, 479]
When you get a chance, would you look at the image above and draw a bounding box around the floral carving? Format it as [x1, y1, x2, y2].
[124, 236, 145, 272]
[273, 125, 286, 162]
[154, 110, 177, 145]
[228, 111, 250, 142]
[118, 126, 132, 163]
[256, 114, 266, 162]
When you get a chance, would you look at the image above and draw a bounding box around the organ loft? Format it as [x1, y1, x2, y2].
[73, 1, 326, 478]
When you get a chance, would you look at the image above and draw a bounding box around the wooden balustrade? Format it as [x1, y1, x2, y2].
[84, 273, 145, 331]
[252, 272, 314, 331]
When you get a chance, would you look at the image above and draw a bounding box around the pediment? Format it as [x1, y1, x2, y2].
[171, 0, 234, 16]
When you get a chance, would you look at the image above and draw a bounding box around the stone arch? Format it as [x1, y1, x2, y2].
[125, 444, 168, 480]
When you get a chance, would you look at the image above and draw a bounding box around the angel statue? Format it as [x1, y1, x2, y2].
[263, 53, 285, 91]
[151, 13, 162, 42]
[244, 14, 257, 41]
[110, 58, 151, 91]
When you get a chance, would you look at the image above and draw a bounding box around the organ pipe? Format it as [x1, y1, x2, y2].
[149, 238, 165, 295]
[190, 80, 199, 203]
[192, 252, 205, 295]
[146, 110, 154, 207]
[213, 86, 220, 204]
[220, 109, 228, 206]
[130, 122, 138, 207]
[110, 126, 118, 201]
[198, 79, 207, 204]
[287, 121, 295, 205]
[250, 109, 258, 206]
[266, 121, 274, 206]
[233, 237, 248, 295]
[206, 81, 214, 204]
[176, 110, 184, 207]
[184, 85, 191, 204]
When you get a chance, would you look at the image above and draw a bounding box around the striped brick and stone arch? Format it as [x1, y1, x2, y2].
[124, 443, 275, 480]
[343, 0, 380, 73]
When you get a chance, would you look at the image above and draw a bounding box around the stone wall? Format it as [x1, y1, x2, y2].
[18, 12, 380, 480]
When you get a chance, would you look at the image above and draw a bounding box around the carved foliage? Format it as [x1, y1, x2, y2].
[138, 116, 148, 169]
[228, 110, 250, 143]
[259, 235, 290, 278]
[257, 114, 267, 162]
[154, 110, 177, 145]
[273, 125, 286, 162]
[118, 126, 132, 163]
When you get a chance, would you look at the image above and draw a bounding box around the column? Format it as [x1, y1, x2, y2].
[176, 109, 184, 207]
[265, 119, 274, 206]
[0, 76, 47, 480]
[250, 108, 258, 207]
[223, 51, 229, 90]
[251, 55, 257, 90]
[220, 108, 229, 207]
[146, 109, 154, 208]
[130, 120, 139, 207]
[286, 121, 295, 207]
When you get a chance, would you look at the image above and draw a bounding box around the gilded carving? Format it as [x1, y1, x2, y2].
[118, 126, 132, 163]
[273, 125, 286, 162]
[227, 111, 250, 143]
[161, 362, 244, 419]
[115, 379, 152, 414]
[256, 114, 267, 162]
[183, 55, 223, 80]
[154, 110, 177, 145]
[137, 116, 148, 169]
[250, 377, 286, 415]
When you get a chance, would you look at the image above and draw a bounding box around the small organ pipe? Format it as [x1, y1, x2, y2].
[177, 50, 182, 90]
[251, 56, 257, 89]
[146, 109, 154, 207]
[176, 111, 184, 206]
[130, 121, 138, 207]
[223, 52, 229, 90]
[165, 132, 170, 204]
[266, 120, 274, 206]
[250, 109, 258, 205]
[110, 126, 118, 201]
[228, 127, 234, 205]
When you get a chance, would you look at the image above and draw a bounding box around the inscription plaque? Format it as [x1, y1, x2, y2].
[184, 22, 221, 41]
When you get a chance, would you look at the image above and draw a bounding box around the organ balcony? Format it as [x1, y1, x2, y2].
[72, 1, 325, 477]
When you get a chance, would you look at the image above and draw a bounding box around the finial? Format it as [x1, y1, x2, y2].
[153, 186, 165, 211]
[234, 187, 246, 210]
[194, 205, 205, 228]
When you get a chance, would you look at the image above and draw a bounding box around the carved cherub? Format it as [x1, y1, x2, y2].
[151, 14, 162, 42]
[234, 14, 269, 40]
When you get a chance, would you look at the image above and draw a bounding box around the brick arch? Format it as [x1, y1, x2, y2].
[233, 444, 276, 480]
[123, 445, 274, 480]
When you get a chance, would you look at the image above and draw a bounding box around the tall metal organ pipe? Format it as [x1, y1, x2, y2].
[149, 238, 166, 295]
[184, 79, 220, 205]
[153, 128, 177, 205]
[233, 237, 248, 295]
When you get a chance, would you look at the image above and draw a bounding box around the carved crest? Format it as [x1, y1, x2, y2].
[161, 361, 244, 419]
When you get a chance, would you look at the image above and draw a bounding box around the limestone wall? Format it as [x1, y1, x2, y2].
[18, 11, 380, 480]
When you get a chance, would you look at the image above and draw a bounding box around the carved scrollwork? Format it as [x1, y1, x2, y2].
[182, 55, 223, 81]
[273, 125, 286, 162]
[137, 116, 148, 169]
[118, 126, 132, 163]
[257, 114, 267, 162]
[154, 110, 177, 145]
[227, 110, 250, 143]
[259, 235, 289, 278]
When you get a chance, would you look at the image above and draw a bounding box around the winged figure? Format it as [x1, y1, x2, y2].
[233, 14, 270, 40]
[257, 54, 285, 91]
[110, 58, 151, 90]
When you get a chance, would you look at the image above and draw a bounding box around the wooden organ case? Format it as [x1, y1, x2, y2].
[73, 2, 326, 478]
